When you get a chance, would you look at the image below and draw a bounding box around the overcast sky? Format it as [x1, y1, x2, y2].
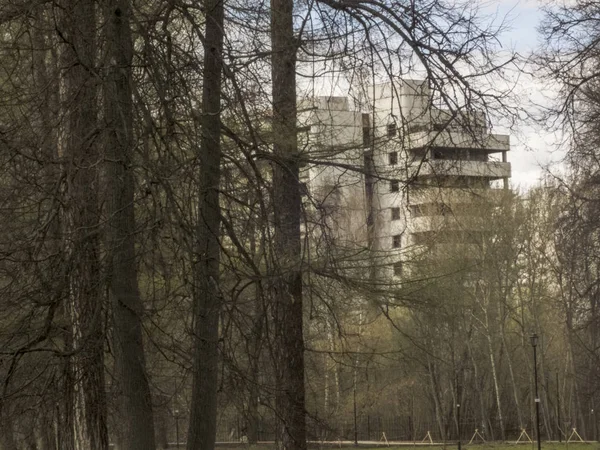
[490, 0, 567, 190]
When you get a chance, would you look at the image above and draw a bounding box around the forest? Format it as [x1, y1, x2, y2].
[0, 0, 599, 447]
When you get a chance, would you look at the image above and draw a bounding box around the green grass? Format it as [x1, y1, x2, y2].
[215, 444, 600, 450]
[359, 445, 600, 450]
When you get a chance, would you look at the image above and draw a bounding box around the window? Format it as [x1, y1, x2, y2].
[387, 122, 397, 137]
[390, 180, 399, 192]
[388, 151, 398, 165]
[408, 124, 428, 134]
[392, 234, 401, 248]
[363, 127, 371, 147]
[410, 205, 423, 217]
[393, 262, 403, 277]
[391, 207, 400, 220]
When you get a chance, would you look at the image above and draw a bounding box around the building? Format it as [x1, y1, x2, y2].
[299, 79, 511, 280]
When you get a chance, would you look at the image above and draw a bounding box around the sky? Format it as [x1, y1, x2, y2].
[488, 0, 568, 189]
[302, 0, 565, 190]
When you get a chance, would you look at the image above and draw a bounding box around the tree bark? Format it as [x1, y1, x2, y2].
[33, 10, 60, 450]
[270, 0, 307, 447]
[59, 0, 108, 446]
[103, 0, 156, 448]
[0, 403, 18, 450]
[247, 286, 265, 445]
[186, 0, 224, 446]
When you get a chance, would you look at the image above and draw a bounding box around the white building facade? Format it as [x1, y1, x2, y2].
[299, 79, 511, 280]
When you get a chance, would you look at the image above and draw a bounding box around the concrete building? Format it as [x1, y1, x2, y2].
[299, 79, 511, 280]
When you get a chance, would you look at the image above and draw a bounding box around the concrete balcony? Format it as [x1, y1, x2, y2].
[408, 186, 508, 205]
[405, 130, 510, 153]
[409, 216, 488, 234]
[410, 159, 511, 179]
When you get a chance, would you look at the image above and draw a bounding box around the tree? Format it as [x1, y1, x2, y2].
[186, 0, 225, 445]
[270, 0, 308, 446]
[0, 0, 525, 445]
[103, 0, 157, 447]
[59, 0, 108, 445]
[539, 0, 600, 436]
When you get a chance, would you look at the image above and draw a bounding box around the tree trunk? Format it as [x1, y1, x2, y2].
[186, 0, 224, 446]
[427, 358, 446, 441]
[103, 0, 156, 448]
[33, 11, 60, 450]
[39, 409, 57, 450]
[467, 341, 489, 438]
[486, 332, 505, 440]
[270, 0, 307, 447]
[247, 286, 265, 445]
[502, 330, 523, 429]
[0, 404, 18, 450]
[59, 0, 108, 446]
[497, 290, 523, 430]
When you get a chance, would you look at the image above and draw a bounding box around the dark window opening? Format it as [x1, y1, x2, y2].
[391, 207, 400, 220]
[390, 180, 399, 192]
[387, 122, 397, 137]
[410, 205, 423, 217]
[363, 127, 371, 148]
[408, 124, 428, 134]
[389, 152, 398, 165]
[393, 262, 403, 277]
[392, 234, 401, 248]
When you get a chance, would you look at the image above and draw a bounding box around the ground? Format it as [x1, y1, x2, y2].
[211, 444, 600, 450]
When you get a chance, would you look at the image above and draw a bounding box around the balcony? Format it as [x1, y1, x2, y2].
[410, 159, 511, 180]
[409, 214, 488, 233]
[406, 130, 510, 153]
[408, 186, 508, 205]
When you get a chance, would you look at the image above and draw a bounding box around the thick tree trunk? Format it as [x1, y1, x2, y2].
[0, 404, 18, 450]
[39, 409, 57, 450]
[33, 11, 60, 450]
[103, 0, 156, 448]
[270, 0, 307, 448]
[59, 0, 108, 447]
[186, 0, 224, 446]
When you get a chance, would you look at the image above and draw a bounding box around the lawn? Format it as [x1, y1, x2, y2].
[213, 444, 600, 450]
[335, 445, 599, 450]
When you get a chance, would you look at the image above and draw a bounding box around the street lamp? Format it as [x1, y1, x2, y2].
[456, 371, 462, 450]
[530, 333, 541, 450]
[174, 409, 180, 449]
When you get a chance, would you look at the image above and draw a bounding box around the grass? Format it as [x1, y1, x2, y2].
[215, 444, 600, 450]
[425, 445, 598, 450]
[343, 445, 599, 450]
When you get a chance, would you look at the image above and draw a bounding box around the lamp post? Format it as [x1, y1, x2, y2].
[174, 409, 180, 449]
[353, 381, 358, 446]
[531, 333, 541, 450]
[456, 371, 462, 450]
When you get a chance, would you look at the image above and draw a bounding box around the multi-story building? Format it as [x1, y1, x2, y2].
[299, 79, 511, 280]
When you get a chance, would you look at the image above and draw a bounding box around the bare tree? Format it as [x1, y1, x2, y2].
[103, 0, 156, 447]
[186, 0, 225, 445]
[58, 0, 109, 445]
